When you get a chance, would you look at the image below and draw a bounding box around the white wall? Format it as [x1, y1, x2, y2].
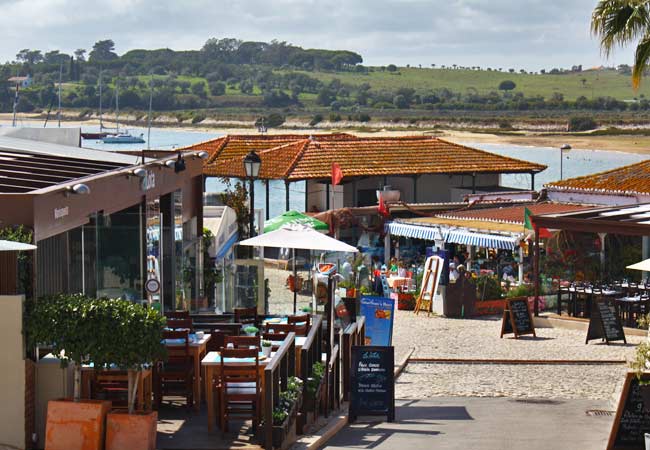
[546, 189, 647, 206]
[2, 127, 81, 147]
[0, 295, 25, 450]
[307, 181, 344, 212]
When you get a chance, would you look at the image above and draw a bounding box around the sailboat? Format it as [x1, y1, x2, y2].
[82, 71, 114, 139]
[101, 80, 145, 144]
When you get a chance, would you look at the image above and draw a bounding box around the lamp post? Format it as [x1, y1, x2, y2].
[560, 144, 571, 180]
[243, 150, 262, 237]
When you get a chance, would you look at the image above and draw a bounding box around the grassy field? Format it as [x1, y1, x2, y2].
[276, 67, 650, 101]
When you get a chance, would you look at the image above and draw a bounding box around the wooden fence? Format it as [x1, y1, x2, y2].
[264, 332, 296, 450]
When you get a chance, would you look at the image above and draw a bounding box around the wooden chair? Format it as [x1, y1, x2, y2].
[155, 330, 194, 408]
[264, 323, 296, 335]
[234, 307, 258, 328]
[261, 333, 286, 350]
[224, 335, 261, 350]
[165, 310, 190, 320]
[217, 348, 261, 432]
[166, 318, 193, 332]
[91, 371, 128, 408]
[288, 314, 310, 336]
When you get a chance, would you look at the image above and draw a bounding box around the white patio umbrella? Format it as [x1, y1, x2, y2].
[0, 240, 37, 251]
[238, 225, 358, 313]
[627, 258, 650, 272]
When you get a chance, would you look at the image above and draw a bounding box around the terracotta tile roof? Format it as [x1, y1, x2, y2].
[204, 136, 546, 181]
[545, 160, 650, 195]
[181, 133, 354, 165]
[435, 202, 592, 225]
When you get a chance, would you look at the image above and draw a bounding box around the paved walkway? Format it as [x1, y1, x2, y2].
[322, 397, 613, 450]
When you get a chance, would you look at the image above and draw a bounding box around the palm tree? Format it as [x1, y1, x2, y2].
[591, 0, 650, 88]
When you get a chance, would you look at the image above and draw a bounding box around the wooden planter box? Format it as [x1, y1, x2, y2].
[105, 411, 157, 450]
[473, 299, 506, 316]
[45, 399, 111, 450]
[391, 293, 415, 311]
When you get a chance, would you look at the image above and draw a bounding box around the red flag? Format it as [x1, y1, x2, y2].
[378, 193, 390, 217]
[331, 163, 343, 186]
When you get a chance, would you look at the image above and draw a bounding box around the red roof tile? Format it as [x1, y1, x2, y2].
[545, 160, 650, 195]
[205, 136, 546, 181]
[436, 202, 592, 225]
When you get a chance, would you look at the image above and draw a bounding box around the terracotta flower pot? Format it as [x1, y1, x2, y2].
[45, 399, 111, 450]
[105, 411, 157, 450]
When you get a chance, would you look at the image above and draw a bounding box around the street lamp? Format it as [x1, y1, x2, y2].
[560, 144, 571, 180]
[243, 150, 262, 237]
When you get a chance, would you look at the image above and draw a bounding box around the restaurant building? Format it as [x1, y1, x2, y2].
[0, 135, 205, 312]
[186, 134, 546, 212]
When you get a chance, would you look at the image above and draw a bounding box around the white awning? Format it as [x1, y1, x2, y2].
[386, 222, 444, 241]
[445, 230, 520, 251]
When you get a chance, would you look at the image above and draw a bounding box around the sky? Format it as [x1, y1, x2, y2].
[0, 0, 637, 70]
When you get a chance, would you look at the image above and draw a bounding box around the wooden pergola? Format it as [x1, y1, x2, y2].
[530, 203, 650, 315]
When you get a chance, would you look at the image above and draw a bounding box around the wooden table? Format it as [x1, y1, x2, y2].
[201, 351, 270, 432]
[81, 366, 153, 411]
[164, 333, 211, 411]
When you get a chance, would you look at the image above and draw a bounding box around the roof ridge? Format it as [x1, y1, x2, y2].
[282, 139, 311, 178]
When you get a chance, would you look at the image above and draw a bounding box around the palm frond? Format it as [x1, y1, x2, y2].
[633, 33, 650, 88]
[592, 0, 650, 56]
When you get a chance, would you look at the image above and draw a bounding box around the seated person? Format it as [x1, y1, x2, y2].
[449, 262, 459, 282]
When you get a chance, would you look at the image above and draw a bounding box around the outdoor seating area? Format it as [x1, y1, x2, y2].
[40, 300, 366, 450]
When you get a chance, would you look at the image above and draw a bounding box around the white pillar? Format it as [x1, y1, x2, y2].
[598, 232, 607, 278]
[518, 246, 524, 285]
[384, 233, 391, 265]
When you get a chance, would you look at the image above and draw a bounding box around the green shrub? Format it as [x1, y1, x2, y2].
[568, 116, 597, 131]
[476, 275, 504, 300]
[309, 114, 323, 126]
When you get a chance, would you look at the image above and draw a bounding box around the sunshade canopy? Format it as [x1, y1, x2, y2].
[627, 258, 650, 271]
[239, 225, 358, 253]
[264, 210, 328, 233]
[0, 240, 37, 251]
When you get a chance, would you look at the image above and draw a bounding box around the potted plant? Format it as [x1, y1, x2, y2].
[474, 275, 507, 316]
[26, 294, 113, 450]
[261, 340, 273, 358]
[270, 376, 303, 448]
[244, 325, 259, 336]
[103, 299, 166, 450]
[303, 361, 325, 413]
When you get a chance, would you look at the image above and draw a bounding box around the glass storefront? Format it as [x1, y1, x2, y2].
[146, 199, 162, 305]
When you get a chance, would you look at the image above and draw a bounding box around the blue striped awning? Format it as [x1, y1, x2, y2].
[386, 222, 444, 241]
[446, 230, 519, 251]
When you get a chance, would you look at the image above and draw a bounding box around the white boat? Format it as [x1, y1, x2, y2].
[102, 133, 146, 144]
[100, 79, 146, 145]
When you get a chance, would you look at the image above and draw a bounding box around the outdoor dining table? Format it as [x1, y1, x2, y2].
[615, 296, 650, 327]
[81, 365, 153, 411]
[164, 333, 211, 411]
[201, 350, 270, 432]
[268, 336, 307, 376]
[557, 286, 622, 317]
[387, 276, 409, 289]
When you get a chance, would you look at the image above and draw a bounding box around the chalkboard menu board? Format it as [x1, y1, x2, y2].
[608, 372, 650, 449]
[500, 298, 536, 338]
[349, 346, 395, 423]
[586, 300, 626, 345]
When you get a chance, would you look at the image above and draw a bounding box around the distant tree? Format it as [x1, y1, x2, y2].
[209, 81, 226, 96]
[498, 80, 517, 91]
[540, 69, 546, 74]
[16, 49, 43, 65]
[393, 94, 409, 109]
[256, 112, 285, 128]
[509, 68, 515, 73]
[386, 64, 398, 72]
[316, 87, 335, 106]
[568, 116, 597, 131]
[89, 39, 118, 62]
[74, 49, 86, 61]
[43, 50, 69, 66]
[239, 79, 254, 94]
[191, 81, 207, 98]
[262, 89, 293, 107]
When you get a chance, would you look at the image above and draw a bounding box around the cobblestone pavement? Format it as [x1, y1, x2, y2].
[392, 310, 644, 401]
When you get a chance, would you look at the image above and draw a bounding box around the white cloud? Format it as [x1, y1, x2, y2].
[0, 0, 637, 69]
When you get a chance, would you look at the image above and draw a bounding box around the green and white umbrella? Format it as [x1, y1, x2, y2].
[264, 210, 328, 233]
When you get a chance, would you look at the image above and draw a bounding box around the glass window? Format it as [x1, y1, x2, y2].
[96, 204, 143, 301]
[146, 198, 162, 306]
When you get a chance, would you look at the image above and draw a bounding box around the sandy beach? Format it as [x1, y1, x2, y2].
[3, 112, 650, 155]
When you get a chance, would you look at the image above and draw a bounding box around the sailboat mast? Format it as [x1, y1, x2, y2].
[57, 62, 62, 128]
[115, 80, 119, 134]
[147, 74, 153, 150]
[99, 70, 103, 131]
